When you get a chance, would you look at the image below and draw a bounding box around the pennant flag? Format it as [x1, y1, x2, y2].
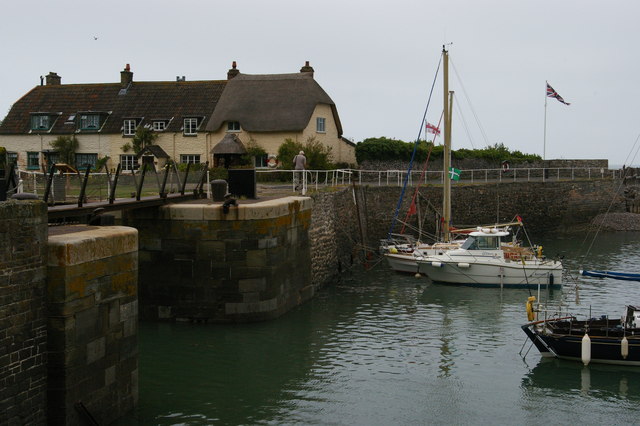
[426, 122, 441, 135]
[546, 83, 570, 105]
[448, 167, 461, 181]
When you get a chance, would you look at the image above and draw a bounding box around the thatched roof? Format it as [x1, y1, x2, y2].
[211, 133, 247, 154]
[205, 73, 343, 135]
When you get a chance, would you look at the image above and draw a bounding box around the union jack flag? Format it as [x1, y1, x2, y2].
[546, 83, 570, 105]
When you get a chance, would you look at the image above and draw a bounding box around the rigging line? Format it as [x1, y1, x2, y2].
[449, 57, 490, 147]
[400, 112, 444, 234]
[579, 133, 640, 265]
[387, 53, 443, 239]
[453, 97, 476, 149]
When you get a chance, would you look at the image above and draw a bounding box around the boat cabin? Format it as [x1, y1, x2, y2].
[624, 305, 640, 328]
[461, 229, 510, 251]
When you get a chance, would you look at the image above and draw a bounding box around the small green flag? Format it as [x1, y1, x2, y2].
[449, 167, 461, 181]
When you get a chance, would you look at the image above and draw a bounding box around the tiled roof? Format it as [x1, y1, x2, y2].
[0, 80, 226, 134]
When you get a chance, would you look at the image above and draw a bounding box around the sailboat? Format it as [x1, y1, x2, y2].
[413, 47, 563, 289]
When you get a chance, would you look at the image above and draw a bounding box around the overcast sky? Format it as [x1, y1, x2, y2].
[3, 0, 640, 166]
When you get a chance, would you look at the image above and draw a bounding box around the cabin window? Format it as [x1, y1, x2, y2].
[316, 117, 326, 133]
[183, 118, 199, 135]
[476, 236, 499, 250]
[27, 152, 40, 170]
[120, 154, 139, 171]
[123, 119, 137, 136]
[180, 154, 200, 164]
[227, 121, 240, 132]
[75, 153, 98, 170]
[80, 114, 101, 130]
[30, 115, 51, 131]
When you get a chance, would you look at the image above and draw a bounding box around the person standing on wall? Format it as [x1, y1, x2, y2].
[293, 150, 306, 192]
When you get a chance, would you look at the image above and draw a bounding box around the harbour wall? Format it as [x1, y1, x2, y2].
[0, 199, 138, 425]
[358, 179, 625, 248]
[0, 200, 48, 425]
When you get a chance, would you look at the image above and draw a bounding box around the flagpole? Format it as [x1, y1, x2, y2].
[543, 81, 548, 161]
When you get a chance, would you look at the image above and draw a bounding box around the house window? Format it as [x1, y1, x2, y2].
[152, 121, 167, 131]
[27, 152, 40, 170]
[30, 115, 51, 131]
[120, 154, 139, 171]
[75, 153, 98, 170]
[254, 154, 268, 168]
[183, 118, 199, 135]
[316, 117, 326, 133]
[80, 114, 100, 130]
[7, 152, 17, 165]
[123, 119, 137, 136]
[227, 121, 240, 132]
[180, 154, 201, 164]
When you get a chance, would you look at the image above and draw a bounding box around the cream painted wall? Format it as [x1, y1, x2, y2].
[0, 104, 357, 171]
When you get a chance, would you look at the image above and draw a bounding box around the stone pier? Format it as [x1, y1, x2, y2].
[47, 225, 138, 425]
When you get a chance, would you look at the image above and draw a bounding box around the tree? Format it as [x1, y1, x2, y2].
[122, 127, 158, 154]
[50, 135, 79, 166]
[277, 136, 334, 170]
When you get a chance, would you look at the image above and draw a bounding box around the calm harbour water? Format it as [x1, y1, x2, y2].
[120, 232, 640, 425]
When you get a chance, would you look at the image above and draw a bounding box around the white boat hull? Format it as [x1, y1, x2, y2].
[418, 254, 562, 288]
[384, 253, 422, 274]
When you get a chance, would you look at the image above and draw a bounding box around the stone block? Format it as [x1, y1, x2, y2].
[246, 249, 267, 267]
[238, 277, 266, 293]
[86, 337, 106, 364]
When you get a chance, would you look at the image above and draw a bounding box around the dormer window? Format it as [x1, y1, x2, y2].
[123, 119, 137, 136]
[152, 120, 168, 131]
[80, 114, 101, 130]
[30, 114, 51, 131]
[316, 117, 326, 133]
[227, 121, 240, 132]
[183, 118, 199, 136]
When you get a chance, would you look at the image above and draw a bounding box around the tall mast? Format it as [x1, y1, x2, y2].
[442, 47, 452, 242]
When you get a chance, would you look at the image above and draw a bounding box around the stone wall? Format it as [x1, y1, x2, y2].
[126, 197, 313, 322]
[47, 225, 138, 425]
[359, 179, 625, 247]
[309, 188, 361, 287]
[0, 200, 48, 425]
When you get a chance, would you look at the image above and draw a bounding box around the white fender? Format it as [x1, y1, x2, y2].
[581, 333, 591, 366]
[622, 336, 629, 359]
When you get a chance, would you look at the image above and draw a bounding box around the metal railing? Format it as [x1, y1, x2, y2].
[256, 167, 621, 189]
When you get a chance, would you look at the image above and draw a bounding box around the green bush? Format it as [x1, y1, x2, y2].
[277, 136, 333, 170]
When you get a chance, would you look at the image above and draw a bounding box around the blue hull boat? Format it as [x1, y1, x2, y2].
[580, 270, 640, 281]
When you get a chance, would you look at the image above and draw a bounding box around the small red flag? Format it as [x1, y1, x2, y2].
[426, 122, 441, 135]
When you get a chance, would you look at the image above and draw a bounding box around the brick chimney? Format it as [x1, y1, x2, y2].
[300, 61, 314, 77]
[120, 64, 133, 87]
[45, 72, 61, 85]
[227, 61, 240, 80]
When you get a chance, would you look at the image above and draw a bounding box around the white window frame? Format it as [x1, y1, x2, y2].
[120, 154, 139, 171]
[123, 119, 137, 136]
[183, 118, 199, 135]
[153, 121, 167, 131]
[316, 117, 326, 133]
[180, 154, 201, 164]
[227, 121, 240, 132]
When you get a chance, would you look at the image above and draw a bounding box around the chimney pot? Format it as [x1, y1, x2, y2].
[121, 64, 133, 87]
[227, 61, 240, 80]
[300, 61, 314, 76]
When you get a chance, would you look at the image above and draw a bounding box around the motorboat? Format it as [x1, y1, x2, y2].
[416, 227, 562, 288]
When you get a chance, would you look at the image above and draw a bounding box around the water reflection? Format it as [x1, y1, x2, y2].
[522, 358, 640, 400]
